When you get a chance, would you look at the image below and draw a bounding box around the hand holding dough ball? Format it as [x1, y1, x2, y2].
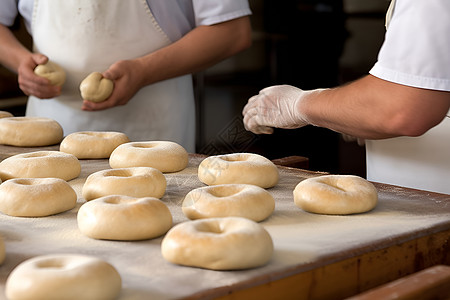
[60, 131, 129, 159]
[0, 151, 81, 182]
[34, 61, 66, 86]
[5, 254, 121, 300]
[80, 72, 114, 102]
[161, 217, 273, 270]
[109, 141, 189, 173]
[77, 195, 172, 241]
[82, 167, 166, 201]
[183, 184, 275, 222]
[0, 117, 63, 147]
[294, 175, 378, 215]
[198, 153, 279, 188]
[0, 178, 77, 217]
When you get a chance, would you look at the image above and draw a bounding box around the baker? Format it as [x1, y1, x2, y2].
[0, 1, 252, 152]
[242, 0, 450, 194]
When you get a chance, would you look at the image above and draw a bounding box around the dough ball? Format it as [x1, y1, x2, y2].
[80, 72, 114, 103]
[34, 61, 66, 86]
[294, 175, 378, 215]
[5, 254, 121, 300]
[183, 184, 275, 222]
[0, 178, 77, 217]
[60, 131, 129, 159]
[0, 151, 81, 182]
[161, 217, 273, 270]
[109, 141, 188, 173]
[77, 195, 172, 241]
[0, 111, 13, 118]
[198, 153, 279, 188]
[0, 236, 5, 265]
[82, 167, 166, 201]
[0, 117, 63, 147]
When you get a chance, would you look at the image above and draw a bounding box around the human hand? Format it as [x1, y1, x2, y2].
[82, 59, 143, 111]
[341, 133, 366, 146]
[17, 53, 61, 99]
[242, 85, 313, 134]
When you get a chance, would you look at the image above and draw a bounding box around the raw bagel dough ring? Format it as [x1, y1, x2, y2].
[34, 61, 66, 86]
[0, 178, 77, 217]
[109, 141, 189, 173]
[60, 131, 129, 159]
[293, 175, 378, 215]
[77, 195, 173, 240]
[0, 151, 81, 181]
[198, 153, 279, 188]
[0, 111, 13, 118]
[183, 184, 275, 222]
[161, 217, 273, 270]
[0, 117, 63, 146]
[82, 167, 166, 201]
[80, 72, 114, 102]
[5, 254, 121, 300]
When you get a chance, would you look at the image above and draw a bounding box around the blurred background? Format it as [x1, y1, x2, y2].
[0, 0, 390, 177]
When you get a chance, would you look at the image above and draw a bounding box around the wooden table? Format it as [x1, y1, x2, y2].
[0, 144, 448, 299]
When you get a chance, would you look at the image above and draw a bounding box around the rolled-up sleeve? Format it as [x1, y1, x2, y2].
[193, 0, 251, 26]
[0, 0, 19, 26]
[369, 0, 450, 92]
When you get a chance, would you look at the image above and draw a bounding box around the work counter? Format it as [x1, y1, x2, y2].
[0, 144, 449, 299]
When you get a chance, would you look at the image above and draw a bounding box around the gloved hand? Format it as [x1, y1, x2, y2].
[242, 85, 314, 134]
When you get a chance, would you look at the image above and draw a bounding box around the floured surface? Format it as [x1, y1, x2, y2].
[0, 146, 449, 299]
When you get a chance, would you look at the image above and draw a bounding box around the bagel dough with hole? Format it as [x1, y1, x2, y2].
[161, 217, 273, 270]
[294, 174, 378, 215]
[0, 117, 63, 147]
[5, 254, 122, 300]
[34, 61, 66, 86]
[109, 141, 189, 173]
[0, 178, 77, 217]
[198, 153, 279, 188]
[60, 131, 130, 159]
[82, 167, 166, 201]
[183, 184, 275, 222]
[80, 72, 114, 102]
[0, 151, 81, 181]
[77, 195, 173, 240]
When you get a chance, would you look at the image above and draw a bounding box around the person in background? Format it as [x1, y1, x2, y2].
[242, 0, 450, 194]
[0, 1, 252, 153]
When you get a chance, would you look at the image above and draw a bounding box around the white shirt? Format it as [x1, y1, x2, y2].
[367, 0, 450, 194]
[0, 0, 251, 41]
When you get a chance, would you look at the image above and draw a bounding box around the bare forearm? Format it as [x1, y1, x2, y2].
[302, 75, 450, 139]
[0, 24, 32, 72]
[134, 16, 251, 87]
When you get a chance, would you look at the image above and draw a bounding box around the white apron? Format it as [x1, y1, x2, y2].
[27, 0, 196, 152]
[366, 0, 450, 194]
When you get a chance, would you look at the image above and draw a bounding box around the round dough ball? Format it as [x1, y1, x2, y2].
[82, 167, 166, 201]
[161, 217, 273, 270]
[34, 61, 66, 86]
[5, 254, 121, 300]
[0, 111, 13, 118]
[0, 117, 63, 147]
[198, 153, 279, 188]
[80, 72, 114, 102]
[183, 184, 275, 222]
[109, 141, 188, 173]
[77, 195, 172, 240]
[293, 175, 378, 215]
[0, 236, 5, 265]
[0, 178, 77, 217]
[60, 131, 129, 159]
[0, 151, 81, 181]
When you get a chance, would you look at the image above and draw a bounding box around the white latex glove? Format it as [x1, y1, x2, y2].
[242, 85, 313, 134]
